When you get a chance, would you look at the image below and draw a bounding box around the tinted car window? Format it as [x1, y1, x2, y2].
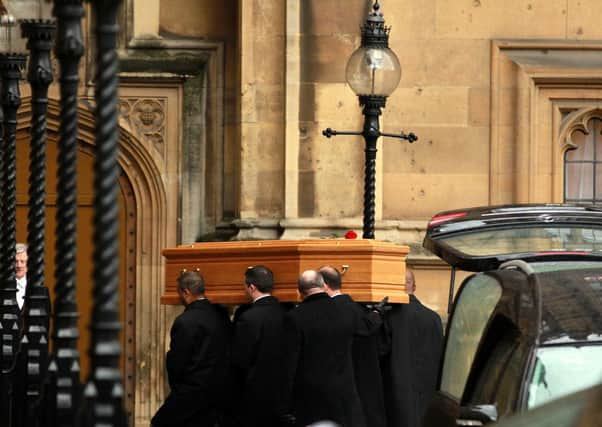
[440, 274, 502, 399]
[527, 345, 602, 409]
[466, 317, 522, 411]
[493, 341, 527, 416]
[538, 269, 602, 344]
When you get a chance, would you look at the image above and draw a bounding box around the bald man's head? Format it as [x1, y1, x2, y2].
[319, 265, 341, 290]
[298, 270, 325, 297]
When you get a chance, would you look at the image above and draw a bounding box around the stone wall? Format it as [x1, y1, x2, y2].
[153, 0, 602, 310]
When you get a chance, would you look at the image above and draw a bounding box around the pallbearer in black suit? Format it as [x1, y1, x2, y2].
[381, 269, 444, 427]
[152, 270, 232, 427]
[231, 265, 287, 426]
[282, 270, 366, 427]
[320, 265, 388, 427]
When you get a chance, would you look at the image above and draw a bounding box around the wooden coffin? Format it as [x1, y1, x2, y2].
[162, 239, 409, 305]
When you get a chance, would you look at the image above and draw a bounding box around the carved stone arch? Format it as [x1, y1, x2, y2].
[558, 107, 602, 154]
[17, 96, 171, 423]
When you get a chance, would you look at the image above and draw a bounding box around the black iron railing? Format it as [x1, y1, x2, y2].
[0, 1, 126, 426]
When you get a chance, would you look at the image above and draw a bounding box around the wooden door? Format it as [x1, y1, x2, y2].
[16, 132, 134, 415]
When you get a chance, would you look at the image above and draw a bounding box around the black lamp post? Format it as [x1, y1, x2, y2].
[323, 0, 417, 239]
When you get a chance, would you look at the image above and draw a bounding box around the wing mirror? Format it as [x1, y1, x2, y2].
[456, 404, 498, 426]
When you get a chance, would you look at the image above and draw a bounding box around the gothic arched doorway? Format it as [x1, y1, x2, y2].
[15, 93, 173, 424]
[15, 99, 145, 422]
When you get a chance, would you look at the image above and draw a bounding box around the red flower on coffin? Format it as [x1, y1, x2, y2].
[344, 230, 358, 239]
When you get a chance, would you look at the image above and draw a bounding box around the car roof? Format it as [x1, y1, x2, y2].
[424, 204, 602, 271]
[485, 265, 602, 345]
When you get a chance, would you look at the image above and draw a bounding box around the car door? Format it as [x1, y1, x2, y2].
[423, 273, 503, 427]
[463, 317, 528, 418]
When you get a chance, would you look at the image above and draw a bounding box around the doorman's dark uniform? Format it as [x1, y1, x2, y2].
[332, 293, 387, 427]
[152, 298, 231, 427]
[282, 292, 365, 427]
[381, 295, 444, 427]
[231, 295, 287, 426]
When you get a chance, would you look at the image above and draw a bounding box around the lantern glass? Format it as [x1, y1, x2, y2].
[0, 12, 24, 53]
[5, 0, 53, 20]
[345, 45, 401, 97]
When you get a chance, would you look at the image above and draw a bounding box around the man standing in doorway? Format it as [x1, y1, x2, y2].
[231, 265, 287, 426]
[381, 269, 444, 427]
[152, 270, 231, 427]
[15, 243, 28, 311]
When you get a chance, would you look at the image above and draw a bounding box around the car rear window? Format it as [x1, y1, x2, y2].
[439, 226, 602, 257]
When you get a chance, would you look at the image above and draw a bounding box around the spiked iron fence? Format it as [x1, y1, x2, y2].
[0, 1, 126, 426]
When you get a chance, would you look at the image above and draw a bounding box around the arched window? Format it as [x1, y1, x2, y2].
[565, 118, 602, 205]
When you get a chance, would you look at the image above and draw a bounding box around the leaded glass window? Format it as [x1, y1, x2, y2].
[565, 118, 602, 204]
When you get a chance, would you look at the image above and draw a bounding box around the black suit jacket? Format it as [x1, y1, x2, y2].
[283, 292, 365, 427]
[231, 295, 287, 426]
[381, 295, 444, 427]
[152, 299, 232, 427]
[332, 294, 387, 427]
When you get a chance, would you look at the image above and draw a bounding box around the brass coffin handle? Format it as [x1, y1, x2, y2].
[341, 264, 349, 275]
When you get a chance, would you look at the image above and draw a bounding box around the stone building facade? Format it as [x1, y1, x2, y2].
[10, 0, 602, 425]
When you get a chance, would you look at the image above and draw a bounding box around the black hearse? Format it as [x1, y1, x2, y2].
[421, 204, 602, 427]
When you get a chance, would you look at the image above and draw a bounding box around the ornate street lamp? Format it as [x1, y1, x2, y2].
[323, 0, 417, 239]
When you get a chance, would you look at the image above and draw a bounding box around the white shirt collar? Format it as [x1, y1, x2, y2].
[16, 277, 26, 309]
[253, 294, 270, 303]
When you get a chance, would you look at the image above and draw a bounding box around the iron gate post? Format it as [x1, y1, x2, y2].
[51, 1, 85, 425]
[19, 18, 56, 427]
[0, 50, 27, 427]
[80, 0, 127, 426]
